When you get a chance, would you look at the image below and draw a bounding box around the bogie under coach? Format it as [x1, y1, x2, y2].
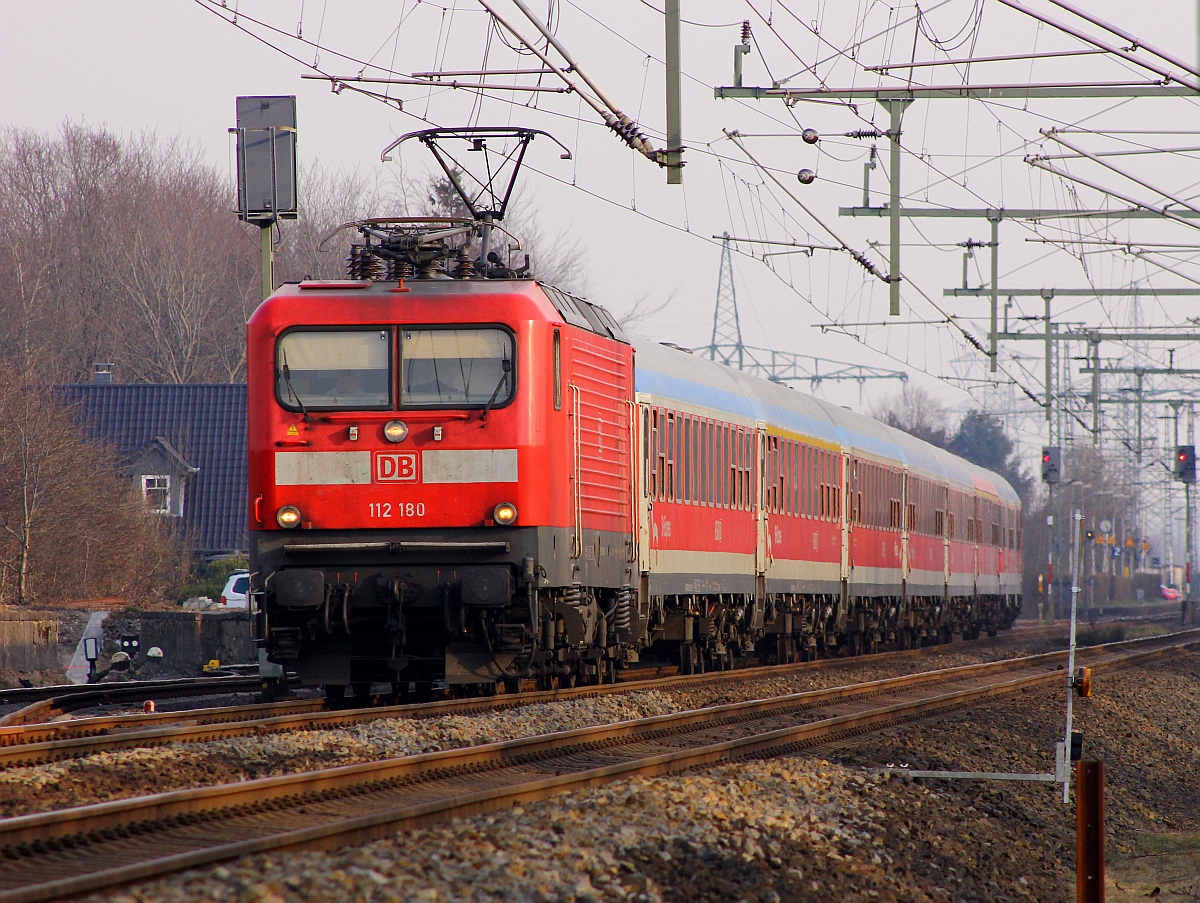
[248, 232, 1021, 695]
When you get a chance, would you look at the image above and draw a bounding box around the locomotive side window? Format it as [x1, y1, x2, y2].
[276, 329, 391, 411]
[401, 328, 514, 407]
[553, 330, 562, 410]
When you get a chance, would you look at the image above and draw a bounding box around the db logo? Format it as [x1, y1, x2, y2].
[374, 452, 418, 482]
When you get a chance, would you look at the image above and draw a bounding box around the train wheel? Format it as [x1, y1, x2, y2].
[351, 682, 372, 703]
[323, 684, 346, 706]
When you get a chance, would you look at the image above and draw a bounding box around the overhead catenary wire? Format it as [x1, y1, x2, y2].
[725, 131, 889, 283]
[201, 0, 1200, 431]
[1026, 158, 1200, 234]
[1038, 130, 1200, 219]
[1041, 0, 1200, 83]
[993, 0, 1199, 90]
[503, 0, 662, 160]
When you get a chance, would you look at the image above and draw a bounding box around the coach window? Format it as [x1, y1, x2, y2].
[401, 328, 514, 408]
[553, 330, 562, 410]
[681, 416, 691, 503]
[716, 425, 725, 507]
[277, 329, 391, 411]
[643, 407, 651, 496]
[666, 412, 676, 501]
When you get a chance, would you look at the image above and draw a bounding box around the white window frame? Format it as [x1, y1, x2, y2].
[142, 474, 171, 515]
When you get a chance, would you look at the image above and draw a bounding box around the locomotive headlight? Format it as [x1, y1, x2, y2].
[493, 502, 518, 526]
[383, 420, 409, 443]
[276, 505, 302, 529]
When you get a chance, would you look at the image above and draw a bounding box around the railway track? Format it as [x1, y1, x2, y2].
[0, 675, 269, 728]
[0, 623, 1077, 767]
[0, 628, 1194, 903]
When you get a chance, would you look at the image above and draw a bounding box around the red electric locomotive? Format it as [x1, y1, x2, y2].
[247, 132, 1021, 696]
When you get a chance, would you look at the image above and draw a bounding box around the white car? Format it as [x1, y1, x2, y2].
[220, 570, 250, 608]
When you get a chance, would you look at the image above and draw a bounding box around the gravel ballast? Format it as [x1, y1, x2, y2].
[62, 648, 1200, 902]
[0, 630, 1166, 819]
[0, 633, 1081, 817]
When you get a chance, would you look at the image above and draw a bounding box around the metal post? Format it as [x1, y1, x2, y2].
[989, 216, 999, 372]
[1045, 292, 1054, 426]
[1063, 508, 1082, 803]
[1076, 761, 1105, 903]
[862, 145, 876, 207]
[1135, 371, 1144, 466]
[259, 223, 274, 302]
[664, 0, 682, 185]
[1047, 488, 1055, 622]
[1188, 483, 1195, 608]
[1191, 406, 1196, 615]
[886, 99, 911, 316]
[1090, 337, 1101, 446]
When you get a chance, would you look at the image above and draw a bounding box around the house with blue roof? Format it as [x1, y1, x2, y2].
[59, 381, 248, 555]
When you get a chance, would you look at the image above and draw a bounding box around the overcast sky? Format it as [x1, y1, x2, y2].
[4, 1, 1198, 450]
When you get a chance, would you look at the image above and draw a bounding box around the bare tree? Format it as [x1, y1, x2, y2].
[871, 385, 952, 448]
[0, 370, 185, 606]
[0, 123, 258, 384]
[614, 288, 680, 335]
[274, 163, 401, 284]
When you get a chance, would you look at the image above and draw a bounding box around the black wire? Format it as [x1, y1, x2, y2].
[633, 0, 743, 28]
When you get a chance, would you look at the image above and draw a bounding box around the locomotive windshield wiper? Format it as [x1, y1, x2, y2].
[279, 350, 310, 421]
[480, 358, 511, 422]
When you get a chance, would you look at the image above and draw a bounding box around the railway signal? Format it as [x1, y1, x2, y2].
[1174, 445, 1196, 483]
[1041, 446, 1061, 483]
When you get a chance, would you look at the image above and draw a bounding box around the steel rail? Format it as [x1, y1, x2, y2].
[0, 629, 1193, 903]
[0, 625, 1072, 764]
[0, 676, 267, 727]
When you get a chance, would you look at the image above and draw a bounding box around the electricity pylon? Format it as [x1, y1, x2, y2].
[701, 233, 908, 394]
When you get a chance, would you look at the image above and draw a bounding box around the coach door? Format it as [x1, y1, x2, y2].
[900, 468, 911, 586]
[637, 400, 655, 575]
[942, 481, 952, 591]
[840, 452, 852, 583]
[755, 423, 770, 578]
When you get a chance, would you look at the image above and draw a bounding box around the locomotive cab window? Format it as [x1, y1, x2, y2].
[277, 330, 391, 411]
[400, 328, 514, 408]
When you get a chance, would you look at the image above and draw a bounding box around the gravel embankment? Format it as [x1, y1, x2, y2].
[84, 648, 1200, 903]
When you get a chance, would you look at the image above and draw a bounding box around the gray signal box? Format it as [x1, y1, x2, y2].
[234, 96, 298, 223]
